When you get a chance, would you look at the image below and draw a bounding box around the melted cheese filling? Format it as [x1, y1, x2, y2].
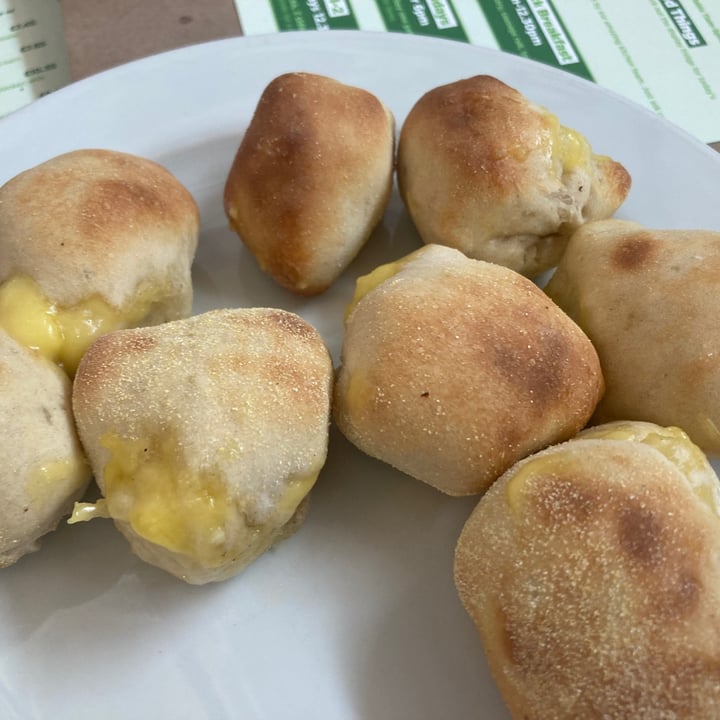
[345, 248, 424, 320]
[507, 422, 720, 516]
[542, 110, 592, 174]
[579, 422, 720, 515]
[27, 457, 90, 504]
[70, 432, 319, 569]
[0, 275, 161, 375]
[342, 249, 427, 413]
[344, 371, 373, 417]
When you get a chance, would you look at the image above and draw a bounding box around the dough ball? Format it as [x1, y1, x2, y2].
[455, 420, 720, 719]
[224, 72, 395, 295]
[0, 329, 91, 568]
[545, 218, 720, 453]
[397, 75, 631, 277]
[71, 308, 333, 584]
[333, 244, 603, 495]
[0, 148, 199, 374]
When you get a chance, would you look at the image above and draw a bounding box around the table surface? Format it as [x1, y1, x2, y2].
[62, 0, 243, 81]
[61, 0, 719, 153]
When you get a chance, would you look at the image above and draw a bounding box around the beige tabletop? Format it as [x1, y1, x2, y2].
[62, 0, 243, 81]
[62, 0, 718, 152]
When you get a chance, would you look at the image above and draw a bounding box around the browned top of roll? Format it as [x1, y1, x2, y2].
[73, 308, 332, 479]
[223, 72, 394, 295]
[333, 244, 603, 495]
[0, 148, 199, 307]
[72, 307, 333, 584]
[397, 75, 631, 276]
[455, 422, 720, 719]
[545, 218, 720, 453]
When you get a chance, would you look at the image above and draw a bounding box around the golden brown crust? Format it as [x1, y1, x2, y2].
[0, 330, 91, 567]
[455, 424, 720, 719]
[545, 218, 720, 453]
[0, 148, 199, 310]
[72, 308, 333, 583]
[74, 308, 332, 469]
[397, 75, 631, 277]
[223, 72, 395, 295]
[586, 153, 633, 219]
[332, 244, 603, 495]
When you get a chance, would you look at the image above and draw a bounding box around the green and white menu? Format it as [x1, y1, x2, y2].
[234, 0, 720, 144]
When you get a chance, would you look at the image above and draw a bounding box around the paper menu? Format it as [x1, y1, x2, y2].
[234, 0, 720, 145]
[0, 0, 70, 118]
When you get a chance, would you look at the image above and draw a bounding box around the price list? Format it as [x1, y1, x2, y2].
[0, 0, 70, 117]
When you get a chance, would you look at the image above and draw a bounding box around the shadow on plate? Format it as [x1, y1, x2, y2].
[301, 426, 509, 719]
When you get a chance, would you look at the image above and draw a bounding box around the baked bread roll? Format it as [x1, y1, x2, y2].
[455, 420, 720, 719]
[0, 148, 199, 375]
[223, 72, 395, 295]
[333, 244, 603, 495]
[397, 75, 631, 277]
[545, 218, 720, 454]
[0, 329, 91, 568]
[70, 308, 333, 584]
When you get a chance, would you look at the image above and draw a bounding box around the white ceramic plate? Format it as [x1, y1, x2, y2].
[1, 30, 719, 720]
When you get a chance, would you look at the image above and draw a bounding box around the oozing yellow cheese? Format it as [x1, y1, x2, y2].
[277, 471, 318, 516]
[69, 432, 319, 569]
[0, 276, 63, 360]
[102, 433, 236, 568]
[344, 371, 373, 417]
[541, 110, 591, 174]
[506, 422, 720, 517]
[505, 453, 572, 514]
[554, 125, 590, 172]
[345, 248, 424, 320]
[27, 456, 90, 504]
[0, 275, 162, 375]
[69, 499, 110, 523]
[579, 422, 720, 515]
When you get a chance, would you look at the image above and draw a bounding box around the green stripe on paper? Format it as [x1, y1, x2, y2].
[268, 0, 360, 31]
[657, 0, 706, 47]
[375, 0, 469, 42]
[480, 0, 594, 80]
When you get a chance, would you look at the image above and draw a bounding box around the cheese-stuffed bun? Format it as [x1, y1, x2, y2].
[223, 72, 395, 296]
[397, 75, 631, 277]
[545, 218, 720, 454]
[333, 244, 603, 496]
[0, 329, 91, 568]
[70, 308, 333, 585]
[0, 148, 199, 375]
[455, 420, 720, 719]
